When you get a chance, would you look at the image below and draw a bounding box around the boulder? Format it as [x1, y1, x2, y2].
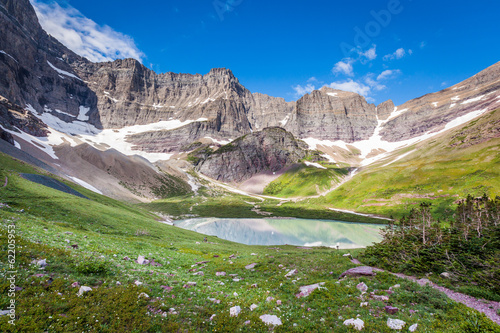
[356, 282, 368, 292]
[385, 306, 399, 315]
[245, 263, 257, 270]
[229, 306, 241, 317]
[77, 286, 92, 296]
[387, 318, 406, 330]
[340, 266, 376, 278]
[295, 282, 325, 298]
[259, 314, 282, 326]
[409, 323, 418, 332]
[343, 318, 364, 331]
[250, 304, 258, 311]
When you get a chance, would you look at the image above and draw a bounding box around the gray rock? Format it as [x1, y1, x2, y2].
[285, 269, 297, 277]
[0, 310, 11, 316]
[245, 263, 257, 270]
[356, 282, 368, 292]
[343, 318, 364, 331]
[340, 266, 376, 278]
[229, 305, 241, 317]
[387, 318, 406, 330]
[385, 306, 399, 315]
[37, 259, 47, 268]
[77, 286, 92, 296]
[259, 314, 282, 326]
[409, 323, 418, 332]
[295, 282, 325, 298]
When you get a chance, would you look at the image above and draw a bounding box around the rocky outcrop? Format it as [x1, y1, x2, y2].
[292, 87, 378, 142]
[380, 61, 500, 142]
[376, 99, 395, 121]
[195, 127, 309, 183]
[0, 0, 101, 128]
[0, 95, 47, 137]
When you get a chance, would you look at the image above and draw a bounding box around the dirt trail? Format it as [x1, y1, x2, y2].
[390, 272, 500, 325]
[351, 259, 500, 325]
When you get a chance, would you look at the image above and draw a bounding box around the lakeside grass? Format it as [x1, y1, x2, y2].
[1, 152, 499, 331]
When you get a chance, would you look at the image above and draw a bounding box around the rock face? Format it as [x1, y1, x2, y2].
[0, 0, 100, 128]
[292, 87, 378, 142]
[195, 127, 309, 183]
[380, 62, 500, 142]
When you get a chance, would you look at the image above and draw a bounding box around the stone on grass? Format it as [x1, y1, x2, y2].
[209, 314, 216, 321]
[339, 266, 375, 278]
[251, 253, 258, 256]
[387, 318, 406, 330]
[137, 255, 150, 265]
[134, 280, 143, 286]
[71, 282, 79, 288]
[233, 292, 238, 297]
[343, 253, 351, 257]
[295, 282, 325, 298]
[360, 302, 368, 307]
[123, 256, 130, 261]
[245, 263, 257, 270]
[0, 310, 11, 316]
[343, 318, 364, 331]
[351, 258, 362, 264]
[77, 286, 92, 296]
[416, 278, 431, 286]
[216, 271, 226, 276]
[260, 314, 282, 326]
[244, 320, 251, 325]
[385, 306, 399, 315]
[193, 271, 204, 276]
[138, 292, 149, 298]
[356, 282, 368, 292]
[370, 293, 390, 301]
[229, 306, 241, 317]
[250, 304, 258, 311]
[251, 283, 258, 288]
[409, 323, 418, 332]
[266, 296, 274, 302]
[37, 259, 47, 268]
[285, 269, 297, 277]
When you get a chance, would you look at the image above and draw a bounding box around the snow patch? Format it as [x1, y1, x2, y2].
[327, 92, 338, 97]
[279, 115, 290, 127]
[431, 102, 438, 107]
[77, 106, 90, 121]
[47, 61, 82, 81]
[450, 103, 456, 108]
[321, 154, 336, 163]
[204, 137, 231, 145]
[201, 98, 216, 104]
[303, 137, 349, 151]
[304, 161, 327, 169]
[461, 95, 484, 105]
[68, 176, 103, 194]
[13, 140, 21, 149]
[0, 50, 18, 63]
[451, 96, 460, 101]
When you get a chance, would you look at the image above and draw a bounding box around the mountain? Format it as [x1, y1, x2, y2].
[0, 0, 499, 201]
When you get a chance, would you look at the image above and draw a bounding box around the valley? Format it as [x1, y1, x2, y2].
[0, 0, 498, 331]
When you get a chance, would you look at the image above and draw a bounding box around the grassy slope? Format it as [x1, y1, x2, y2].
[318, 108, 500, 219]
[263, 163, 350, 197]
[1, 152, 498, 331]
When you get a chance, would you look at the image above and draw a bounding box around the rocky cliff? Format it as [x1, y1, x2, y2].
[195, 127, 309, 183]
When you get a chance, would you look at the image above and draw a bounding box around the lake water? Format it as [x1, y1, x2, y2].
[174, 218, 384, 249]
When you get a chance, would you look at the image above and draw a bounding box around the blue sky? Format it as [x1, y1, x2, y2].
[32, 0, 500, 105]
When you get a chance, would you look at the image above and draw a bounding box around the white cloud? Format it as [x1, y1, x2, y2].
[360, 45, 377, 61]
[293, 84, 316, 97]
[383, 48, 408, 61]
[420, 41, 427, 49]
[332, 59, 354, 76]
[307, 77, 318, 83]
[31, 0, 145, 63]
[327, 79, 371, 96]
[376, 69, 401, 81]
[365, 77, 386, 91]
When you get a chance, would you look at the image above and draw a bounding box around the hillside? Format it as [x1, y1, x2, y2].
[320, 108, 500, 218]
[1, 152, 499, 331]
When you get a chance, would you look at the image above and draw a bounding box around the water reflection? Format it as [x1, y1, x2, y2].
[174, 218, 384, 249]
